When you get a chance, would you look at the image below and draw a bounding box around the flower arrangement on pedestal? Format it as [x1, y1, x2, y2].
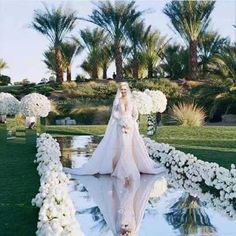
[20, 93, 51, 128]
[132, 89, 167, 135]
[144, 89, 167, 136]
[132, 91, 153, 115]
[0, 92, 20, 123]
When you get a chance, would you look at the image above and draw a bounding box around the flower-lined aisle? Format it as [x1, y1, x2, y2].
[32, 133, 83, 236]
[144, 137, 236, 219]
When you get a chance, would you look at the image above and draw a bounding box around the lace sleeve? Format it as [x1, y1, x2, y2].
[111, 100, 120, 120]
[132, 101, 139, 121]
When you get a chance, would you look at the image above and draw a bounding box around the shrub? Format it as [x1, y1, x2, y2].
[75, 74, 88, 83]
[71, 106, 111, 125]
[131, 78, 184, 105]
[0, 75, 11, 85]
[62, 82, 77, 90]
[36, 85, 55, 96]
[170, 103, 206, 127]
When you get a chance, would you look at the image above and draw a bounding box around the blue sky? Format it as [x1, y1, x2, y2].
[0, 0, 235, 83]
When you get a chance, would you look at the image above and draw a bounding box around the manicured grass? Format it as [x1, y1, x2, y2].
[45, 125, 107, 136]
[0, 126, 39, 236]
[152, 126, 236, 169]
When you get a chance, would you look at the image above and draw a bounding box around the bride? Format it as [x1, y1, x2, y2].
[64, 82, 165, 184]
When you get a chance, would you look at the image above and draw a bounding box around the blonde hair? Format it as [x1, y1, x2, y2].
[119, 82, 129, 89]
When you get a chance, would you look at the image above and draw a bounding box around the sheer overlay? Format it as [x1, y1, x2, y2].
[64, 83, 165, 183]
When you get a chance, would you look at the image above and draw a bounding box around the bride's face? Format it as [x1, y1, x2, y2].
[120, 85, 127, 97]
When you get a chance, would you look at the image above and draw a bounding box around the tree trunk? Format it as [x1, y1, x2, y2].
[55, 48, 64, 83]
[115, 41, 123, 80]
[188, 40, 198, 80]
[102, 63, 107, 80]
[148, 60, 153, 78]
[132, 60, 139, 79]
[92, 65, 98, 79]
[66, 65, 72, 82]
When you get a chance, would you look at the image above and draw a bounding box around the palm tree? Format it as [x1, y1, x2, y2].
[144, 30, 167, 78]
[32, 5, 78, 83]
[83, 0, 144, 80]
[161, 45, 188, 80]
[163, 1, 215, 80]
[198, 31, 229, 79]
[100, 44, 113, 79]
[0, 59, 8, 75]
[213, 44, 236, 82]
[43, 49, 61, 75]
[80, 28, 109, 79]
[126, 20, 150, 79]
[61, 41, 84, 82]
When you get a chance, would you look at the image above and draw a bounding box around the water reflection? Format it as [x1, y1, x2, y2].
[70, 174, 167, 236]
[165, 193, 216, 235]
[57, 135, 236, 236]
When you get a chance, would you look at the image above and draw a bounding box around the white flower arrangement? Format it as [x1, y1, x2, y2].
[20, 93, 51, 117]
[0, 92, 20, 115]
[32, 133, 83, 235]
[144, 137, 236, 219]
[144, 89, 167, 113]
[119, 116, 132, 133]
[132, 91, 152, 115]
[132, 89, 167, 136]
[147, 114, 156, 136]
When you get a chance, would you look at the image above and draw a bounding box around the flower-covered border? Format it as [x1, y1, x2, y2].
[32, 133, 83, 235]
[144, 137, 236, 219]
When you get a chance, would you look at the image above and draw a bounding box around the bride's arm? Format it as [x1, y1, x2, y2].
[132, 101, 139, 121]
[111, 100, 120, 120]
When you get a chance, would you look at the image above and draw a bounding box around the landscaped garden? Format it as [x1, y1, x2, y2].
[1, 0, 236, 235]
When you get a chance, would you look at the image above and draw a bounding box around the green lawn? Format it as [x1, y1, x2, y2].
[1, 123, 235, 235]
[0, 127, 39, 236]
[151, 126, 236, 169]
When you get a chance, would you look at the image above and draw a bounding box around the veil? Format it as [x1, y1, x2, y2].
[106, 82, 133, 131]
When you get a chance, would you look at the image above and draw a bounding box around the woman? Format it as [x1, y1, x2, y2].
[64, 82, 165, 184]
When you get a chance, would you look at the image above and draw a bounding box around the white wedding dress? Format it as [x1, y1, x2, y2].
[64, 85, 165, 183]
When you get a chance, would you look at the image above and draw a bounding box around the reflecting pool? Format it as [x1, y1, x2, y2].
[56, 135, 236, 236]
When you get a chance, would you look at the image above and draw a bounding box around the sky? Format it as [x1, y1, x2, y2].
[0, 0, 236, 83]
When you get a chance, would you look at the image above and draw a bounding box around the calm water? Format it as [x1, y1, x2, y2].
[56, 136, 236, 236]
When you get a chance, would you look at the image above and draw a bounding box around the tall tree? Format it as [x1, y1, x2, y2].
[213, 44, 236, 82]
[126, 20, 150, 79]
[61, 41, 83, 81]
[161, 45, 188, 80]
[143, 30, 167, 78]
[100, 44, 113, 79]
[198, 32, 229, 79]
[80, 28, 110, 79]
[43, 49, 60, 75]
[163, 1, 215, 80]
[83, 0, 143, 80]
[32, 5, 78, 83]
[0, 59, 8, 75]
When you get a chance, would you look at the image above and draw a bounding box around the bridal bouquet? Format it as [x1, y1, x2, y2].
[119, 116, 132, 134]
